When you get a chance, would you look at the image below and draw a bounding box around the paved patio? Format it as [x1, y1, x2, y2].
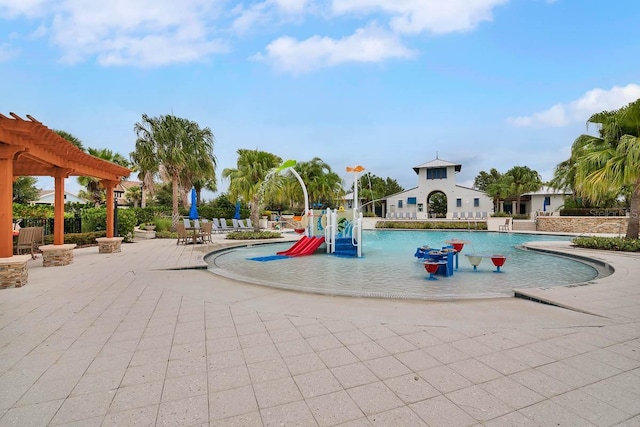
[0, 232, 638, 426]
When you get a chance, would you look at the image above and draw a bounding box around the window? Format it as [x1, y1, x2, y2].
[544, 196, 551, 206]
[398, 200, 403, 208]
[407, 197, 417, 205]
[426, 167, 447, 179]
[456, 198, 462, 208]
[417, 203, 423, 212]
[474, 198, 479, 207]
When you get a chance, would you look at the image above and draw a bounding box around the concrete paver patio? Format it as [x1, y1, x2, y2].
[0, 233, 638, 426]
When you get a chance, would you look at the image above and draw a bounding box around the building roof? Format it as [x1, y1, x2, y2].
[413, 158, 462, 174]
[521, 186, 572, 196]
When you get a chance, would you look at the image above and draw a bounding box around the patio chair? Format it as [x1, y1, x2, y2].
[200, 221, 212, 243]
[411, 211, 417, 220]
[481, 212, 488, 219]
[238, 219, 251, 230]
[193, 219, 201, 229]
[183, 218, 191, 229]
[467, 212, 474, 220]
[175, 223, 188, 245]
[452, 212, 459, 220]
[211, 219, 222, 233]
[475, 212, 483, 220]
[498, 218, 511, 232]
[15, 226, 44, 259]
[459, 212, 466, 220]
[245, 218, 253, 229]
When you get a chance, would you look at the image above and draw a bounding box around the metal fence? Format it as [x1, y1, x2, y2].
[15, 217, 82, 235]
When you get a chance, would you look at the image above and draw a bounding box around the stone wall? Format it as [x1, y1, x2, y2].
[536, 216, 629, 234]
[0, 258, 29, 288]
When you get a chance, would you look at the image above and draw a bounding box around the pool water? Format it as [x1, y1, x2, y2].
[205, 230, 599, 300]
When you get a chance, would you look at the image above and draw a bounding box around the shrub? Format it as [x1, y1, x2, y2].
[226, 231, 283, 240]
[43, 231, 107, 246]
[572, 236, 640, 252]
[80, 207, 136, 241]
[375, 221, 487, 230]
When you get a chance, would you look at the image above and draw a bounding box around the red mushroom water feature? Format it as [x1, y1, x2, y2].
[424, 262, 440, 280]
[490, 255, 507, 272]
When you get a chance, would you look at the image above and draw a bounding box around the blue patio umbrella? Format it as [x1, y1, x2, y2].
[189, 188, 199, 220]
[233, 201, 241, 220]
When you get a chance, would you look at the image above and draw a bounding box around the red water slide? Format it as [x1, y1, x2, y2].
[276, 236, 310, 255]
[289, 236, 325, 256]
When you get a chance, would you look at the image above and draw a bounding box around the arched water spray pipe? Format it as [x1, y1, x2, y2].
[275, 160, 311, 237]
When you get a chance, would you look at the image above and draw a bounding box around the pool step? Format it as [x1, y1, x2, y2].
[333, 237, 358, 257]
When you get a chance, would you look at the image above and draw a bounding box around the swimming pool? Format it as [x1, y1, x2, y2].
[205, 230, 601, 300]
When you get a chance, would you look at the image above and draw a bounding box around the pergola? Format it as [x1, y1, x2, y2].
[0, 113, 131, 259]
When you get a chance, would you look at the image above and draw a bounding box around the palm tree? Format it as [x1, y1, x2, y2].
[133, 114, 216, 228]
[222, 149, 282, 231]
[77, 148, 130, 206]
[573, 99, 640, 238]
[504, 166, 543, 215]
[486, 175, 513, 213]
[55, 130, 85, 151]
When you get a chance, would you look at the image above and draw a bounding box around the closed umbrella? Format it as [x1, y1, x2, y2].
[233, 201, 241, 220]
[189, 188, 199, 220]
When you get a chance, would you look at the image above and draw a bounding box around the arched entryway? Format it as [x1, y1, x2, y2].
[427, 191, 447, 218]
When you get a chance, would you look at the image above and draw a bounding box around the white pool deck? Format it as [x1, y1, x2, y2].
[0, 230, 638, 426]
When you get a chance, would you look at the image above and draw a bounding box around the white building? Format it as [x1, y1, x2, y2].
[381, 158, 494, 220]
[31, 190, 89, 205]
[521, 186, 571, 216]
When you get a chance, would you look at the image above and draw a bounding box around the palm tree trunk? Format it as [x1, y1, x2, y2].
[626, 180, 640, 239]
[172, 173, 179, 230]
[251, 195, 260, 232]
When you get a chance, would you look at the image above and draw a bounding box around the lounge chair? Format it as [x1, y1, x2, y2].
[459, 212, 466, 220]
[498, 218, 511, 232]
[411, 211, 417, 220]
[238, 219, 251, 230]
[245, 219, 253, 229]
[193, 219, 201, 229]
[475, 212, 482, 219]
[183, 218, 191, 229]
[452, 212, 459, 220]
[211, 219, 222, 233]
[481, 212, 488, 219]
[219, 218, 231, 232]
[467, 212, 474, 220]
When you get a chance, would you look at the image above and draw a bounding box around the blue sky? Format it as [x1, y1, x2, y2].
[2, 0, 639, 199]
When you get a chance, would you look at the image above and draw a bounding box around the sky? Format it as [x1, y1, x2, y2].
[2, 0, 639, 200]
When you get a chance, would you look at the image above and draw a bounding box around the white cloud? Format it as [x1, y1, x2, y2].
[231, 0, 310, 34]
[253, 23, 416, 74]
[508, 84, 640, 127]
[2, 0, 228, 67]
[331, 0, 509, 35]
[0, 0, 49, 18]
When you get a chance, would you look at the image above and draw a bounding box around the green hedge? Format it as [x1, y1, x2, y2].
[376, 221, 488, 230]
[43, 231, 107, 246]
[572, 236, 640, 252]
[226, 231, 283, 240]
[81, 207, 136, 241]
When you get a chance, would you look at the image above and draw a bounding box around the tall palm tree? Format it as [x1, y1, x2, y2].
[573, 99, 640, 238]
[133, 114, 216, 228]
[504, 166, 542, 215]
[222, 149, 282, 231]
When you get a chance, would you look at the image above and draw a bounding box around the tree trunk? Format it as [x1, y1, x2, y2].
[172, 174, 179, 230]
[251, 195, 260, 232]
[626, 180, 640, 239]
